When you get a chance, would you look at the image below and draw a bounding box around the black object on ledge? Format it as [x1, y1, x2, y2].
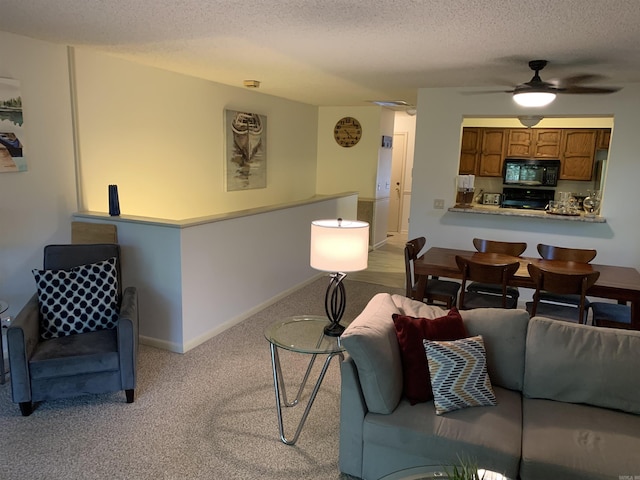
[108, 184, 120, 216]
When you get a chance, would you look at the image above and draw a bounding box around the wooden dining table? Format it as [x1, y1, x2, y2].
[414, 247, 640, 330]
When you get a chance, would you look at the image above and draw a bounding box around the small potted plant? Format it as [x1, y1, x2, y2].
[444, 455, 485, 480]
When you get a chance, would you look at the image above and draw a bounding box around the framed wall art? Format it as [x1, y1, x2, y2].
[225, 109, 267, 191]
[0, 78, 26, 173]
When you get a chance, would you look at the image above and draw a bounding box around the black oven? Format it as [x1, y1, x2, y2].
[503, 158, 560, 187]
[501, 188, 555, 210]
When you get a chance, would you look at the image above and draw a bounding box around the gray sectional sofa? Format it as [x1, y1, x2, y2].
[339, 293, 640, 480]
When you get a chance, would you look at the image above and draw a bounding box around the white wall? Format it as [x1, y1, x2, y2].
[0, 32, 324, 323]
[77, 194, 357, 352]
[72, 48, 319, 219]
[409, 85, 640, 268]
[0, 32, 76, 314]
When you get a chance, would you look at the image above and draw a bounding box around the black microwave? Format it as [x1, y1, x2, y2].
[502, 158, 560, 187]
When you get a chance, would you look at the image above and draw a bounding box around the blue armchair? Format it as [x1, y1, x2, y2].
[7, 244, 138, 416]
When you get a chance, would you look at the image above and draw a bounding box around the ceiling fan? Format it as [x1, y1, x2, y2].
[489, 60, 621, 106]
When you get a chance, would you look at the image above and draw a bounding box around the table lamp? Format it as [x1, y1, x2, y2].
[310, 218, 369, 336]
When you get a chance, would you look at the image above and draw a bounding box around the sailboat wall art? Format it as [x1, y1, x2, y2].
[225, 109, 267, 191]
[0, 78, 26, 173]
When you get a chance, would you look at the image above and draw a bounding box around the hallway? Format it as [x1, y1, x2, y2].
[349, 233, 407, 290]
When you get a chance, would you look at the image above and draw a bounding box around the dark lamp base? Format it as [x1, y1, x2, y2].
[324, 321, 345, 337]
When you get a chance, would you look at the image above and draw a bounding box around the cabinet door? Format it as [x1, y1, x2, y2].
[561, 130, 598, 180]
[459, 128, 480, 174]
[533, 129, 562, 158]
[507, 129, 532, 157]
[479, 129, 507, 176]
[597, 129, 611, 150]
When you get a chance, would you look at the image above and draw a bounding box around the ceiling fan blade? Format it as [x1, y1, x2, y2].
[460, 89, 514, 95]
[561, 85, 621, 94]
[559, 74, 606, 86]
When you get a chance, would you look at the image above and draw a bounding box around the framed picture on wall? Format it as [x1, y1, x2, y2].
[225, 109, 267, 191]
[0, 78, 26, 173]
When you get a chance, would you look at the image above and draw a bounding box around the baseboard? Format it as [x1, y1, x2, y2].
[176, 273, 325, 353]
[140, 335, 184, 353]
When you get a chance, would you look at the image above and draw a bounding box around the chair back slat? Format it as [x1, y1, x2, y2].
[473, 238, 527, 256]
[537, 244, 597, 263]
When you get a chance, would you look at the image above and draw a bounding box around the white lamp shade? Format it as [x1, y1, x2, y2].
[513, 91, 556, 107]
[310, 219, 369, 272]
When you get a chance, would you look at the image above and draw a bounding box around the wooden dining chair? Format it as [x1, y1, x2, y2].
[405, 237, 460, 308]
[591, 302, 633, 330]
[536, 243, 597, 310]
[455, 255, 520, 309]
[466, 238, 527, 304]
[526, 263, 600, 324]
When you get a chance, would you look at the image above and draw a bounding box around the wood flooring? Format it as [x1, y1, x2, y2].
[349, 232, 407, 290]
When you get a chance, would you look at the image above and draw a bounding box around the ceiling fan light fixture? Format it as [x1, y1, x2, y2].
[513, 91, 556, 107]
[518, 115, 543, 128]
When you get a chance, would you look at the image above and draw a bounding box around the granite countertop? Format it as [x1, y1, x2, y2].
[448, 204, 606, 223]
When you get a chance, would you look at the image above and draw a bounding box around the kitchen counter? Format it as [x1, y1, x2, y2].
[448, 204, 606, 223]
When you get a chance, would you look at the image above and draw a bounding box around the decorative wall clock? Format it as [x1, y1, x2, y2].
[333, 116, 362, 147]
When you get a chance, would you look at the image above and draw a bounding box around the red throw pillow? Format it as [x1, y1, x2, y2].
[392, 308, 468, 405]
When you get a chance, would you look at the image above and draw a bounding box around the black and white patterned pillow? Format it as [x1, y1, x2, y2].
[33, 257, 119, 339]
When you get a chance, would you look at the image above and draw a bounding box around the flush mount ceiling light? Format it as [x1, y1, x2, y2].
[370, 100, 411, 108]
[369, 100, 417, 114]
[518, 115, 544, 127]
[243, 80, 260, 88]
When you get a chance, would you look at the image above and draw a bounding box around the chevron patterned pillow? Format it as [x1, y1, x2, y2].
[423, 335, 497, 415]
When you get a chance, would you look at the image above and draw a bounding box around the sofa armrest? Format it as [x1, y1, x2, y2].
[117, 286, 138, 390]
[339, 355, 368, 478]
[7, 294, 40, 403]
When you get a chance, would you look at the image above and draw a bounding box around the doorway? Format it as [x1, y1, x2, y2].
[387, 131, 408, 234]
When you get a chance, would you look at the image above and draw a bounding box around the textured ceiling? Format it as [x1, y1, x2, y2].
[2, 0, 640, 106]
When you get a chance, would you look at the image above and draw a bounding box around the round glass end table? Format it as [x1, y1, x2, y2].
[265, 315, 345, 445]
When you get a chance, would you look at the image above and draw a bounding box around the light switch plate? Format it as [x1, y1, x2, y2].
[434, 199, 445, 209]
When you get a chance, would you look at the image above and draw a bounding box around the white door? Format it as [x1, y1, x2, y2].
[387, 132, 407, 233]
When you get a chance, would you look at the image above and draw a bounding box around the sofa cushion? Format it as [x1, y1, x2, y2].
[361, 386, 522, 480]
[524, 317, 640, 415]
[521, 397, 640, 480]
[33, 257, 119, 339]
[424, 335, 497, 415]
[341, 293, 403, 414]
[460, 308, 530, 391]
[392, 309, 468, 404]
[391, 294, 450, 319]
[29, 328, 119, 379]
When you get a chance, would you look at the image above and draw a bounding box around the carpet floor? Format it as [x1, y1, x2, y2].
[0, 278, 403, 480]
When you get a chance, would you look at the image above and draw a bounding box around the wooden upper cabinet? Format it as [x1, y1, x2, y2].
[460, 126, 606, 179]
[507, 128, 561, 158]
[560, 129, 598, 180]
[597, 129, 611, 150]
[533, 129, 562, 158]
[506, 129, 532, 157]
[478, 129, 507, 176]
[459, 127, 480, 175]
